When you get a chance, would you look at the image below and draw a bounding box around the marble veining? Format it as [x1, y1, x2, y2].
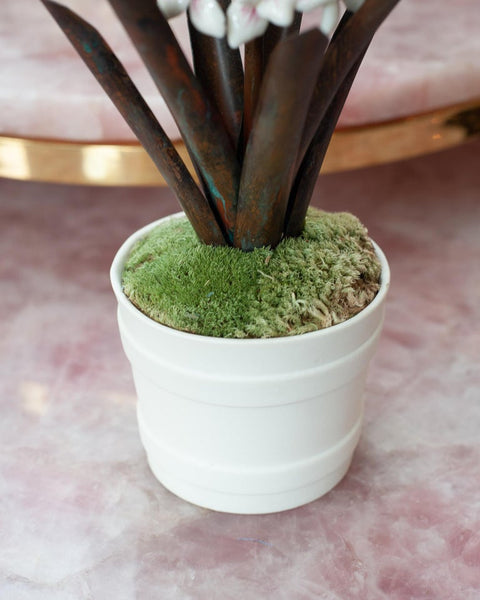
[1, 0, 480, 142]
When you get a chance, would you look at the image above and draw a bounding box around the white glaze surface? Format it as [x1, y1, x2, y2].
[0, 0, 479, 141]
[1, 139, 480, 597]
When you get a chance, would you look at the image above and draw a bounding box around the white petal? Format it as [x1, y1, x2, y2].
[226, 0, 268, 47]
[157, 0, 190, 19]
[320, 1, 339, 34]
[189, 0, 227, 37]
[295, 0, 333, 12]
[256, 0, 297, 28]
[343, 0, 364, 11]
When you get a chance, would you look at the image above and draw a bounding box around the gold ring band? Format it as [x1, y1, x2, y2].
[1, 99, 479, 186]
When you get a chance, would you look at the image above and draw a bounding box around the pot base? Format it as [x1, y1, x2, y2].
[137, 399, 362, 514]
[146, 453, 352, 515]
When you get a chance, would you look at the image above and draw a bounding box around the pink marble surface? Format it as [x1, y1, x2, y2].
[1, 0, 480, 142]
[1, 140, 480, 597]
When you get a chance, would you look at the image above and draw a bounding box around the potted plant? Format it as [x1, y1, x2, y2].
[42, 0, 396, 513]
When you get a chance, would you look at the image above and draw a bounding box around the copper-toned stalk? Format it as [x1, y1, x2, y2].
[243, 36, 264, 151]
[187, 3, 244, 153]
[234, 29, 328, 251]
[262, 12, 302, 72]
[298, 0, 401, 165]
[107, 0, 240, 242]
[244, 11, 302, 151]
[285, 46, 368, 237]
[41, 0, 226, 246]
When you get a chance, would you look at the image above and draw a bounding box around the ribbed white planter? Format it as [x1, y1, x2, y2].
[111, 213, 390, 514]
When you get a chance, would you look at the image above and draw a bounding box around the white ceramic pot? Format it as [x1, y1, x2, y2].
[111, 213, 390, 514]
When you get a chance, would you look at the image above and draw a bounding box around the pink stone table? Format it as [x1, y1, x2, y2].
[1, 0, 480, 142]
[1, 139, 480, 598]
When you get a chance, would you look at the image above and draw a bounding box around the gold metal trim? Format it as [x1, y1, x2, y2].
[1, 99, 479, 186]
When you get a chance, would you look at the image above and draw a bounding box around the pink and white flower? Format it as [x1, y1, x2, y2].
[157, 0, 226, 37]
[157, 0, 365, 47]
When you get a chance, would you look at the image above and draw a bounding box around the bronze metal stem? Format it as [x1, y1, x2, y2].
[107, 0, 241, 242]
[285, 47, 368, 237]
[235, 29, 328, 250]
[187, 2, 244, 154]
[41, 0, 226, 245]
[298, 0, 401, 165]
[262, 12, 302, 72]
[243, 36, 264, 151]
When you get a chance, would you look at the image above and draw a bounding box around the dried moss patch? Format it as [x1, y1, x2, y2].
[122, 209, 381, 338]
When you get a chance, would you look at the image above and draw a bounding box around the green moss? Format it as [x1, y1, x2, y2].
[122, 209, 381, 338]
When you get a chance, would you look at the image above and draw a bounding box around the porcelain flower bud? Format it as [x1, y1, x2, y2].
[255, 0, 297, 28]
[157, 0, 366, 47]
[157, 0, 226, 37]
[319, 1, 340, 33]
[189, 0, 227, 37]
[227, 0, 269, 48]
[294, 0, 340, 34]
[226, 0, 366, 47]
[157, 0, 190, 19]
[294, 0, 365, 35]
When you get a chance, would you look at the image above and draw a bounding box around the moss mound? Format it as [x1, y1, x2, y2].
[122, 209, 381, 338]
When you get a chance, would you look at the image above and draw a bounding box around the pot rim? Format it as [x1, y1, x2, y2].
[110, 212, 390, 346]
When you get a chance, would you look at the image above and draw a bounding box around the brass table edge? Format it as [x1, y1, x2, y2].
[1, 98, 479, 186]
